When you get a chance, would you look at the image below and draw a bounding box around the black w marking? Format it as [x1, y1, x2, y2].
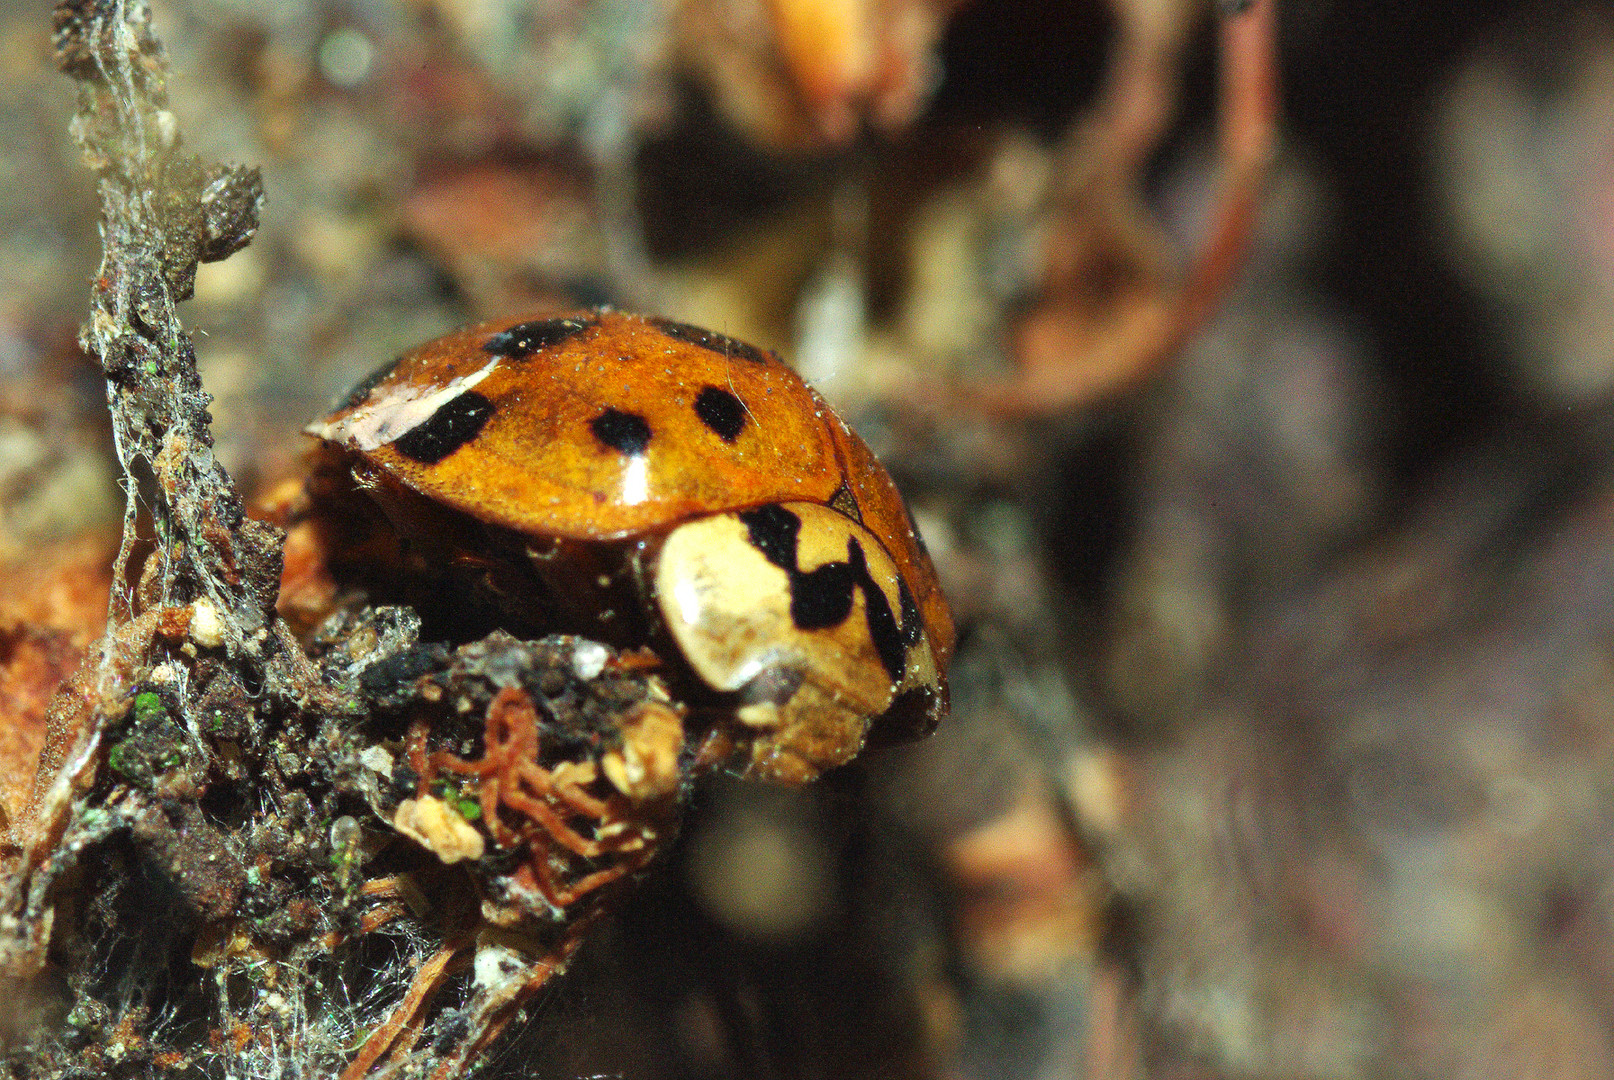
[648, 317, 773, 365]
[897, 579, 923, 647]
[391, 391, 496, 463]
[737, 504, 908, 683]
[482, 316, 594, 358]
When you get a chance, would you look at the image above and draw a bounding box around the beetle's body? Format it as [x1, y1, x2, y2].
[306, 309, 952, 780]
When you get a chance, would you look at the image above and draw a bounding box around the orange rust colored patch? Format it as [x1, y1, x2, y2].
[0, 536, 112, 840]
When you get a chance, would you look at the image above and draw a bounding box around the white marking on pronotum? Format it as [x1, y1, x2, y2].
[306, 356, 501, 452]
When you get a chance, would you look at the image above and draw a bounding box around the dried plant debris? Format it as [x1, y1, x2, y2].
[6, 613, 685, 1079]
[963, 0, 1281, 416]
[51, 0, 275, 634]
[0, 4, 697, 1078]
[5, 0, 288, 1009]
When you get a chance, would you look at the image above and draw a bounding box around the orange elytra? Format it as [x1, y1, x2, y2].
[306, 309, 952, 781]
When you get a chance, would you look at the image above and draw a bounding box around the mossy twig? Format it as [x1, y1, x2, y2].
[53, 0, 276, 643]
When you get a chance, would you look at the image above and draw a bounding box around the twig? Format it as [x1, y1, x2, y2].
[975, 0, 1280, 416]
[3, 0, 325, 976]
[53, 0, 276, 643]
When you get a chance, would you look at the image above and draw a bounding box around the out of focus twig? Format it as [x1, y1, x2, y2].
[979, 0, 1279, 416]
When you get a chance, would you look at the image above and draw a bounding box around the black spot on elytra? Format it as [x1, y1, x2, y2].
[591, 408, 652, 455]
[649, 317, 772, 364]
[737, 504, 909, 683]
[391, 391, 496, 464]
[482, 316, 594, 358]
[694, 386, 747, 441]
[339, 356, 402, 410]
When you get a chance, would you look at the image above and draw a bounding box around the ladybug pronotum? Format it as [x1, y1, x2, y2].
[304, 309, 953, 781]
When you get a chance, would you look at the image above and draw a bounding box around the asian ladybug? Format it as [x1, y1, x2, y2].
[303, 309, 952, 782]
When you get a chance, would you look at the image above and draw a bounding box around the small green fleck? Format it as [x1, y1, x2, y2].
[107, 741, 138, 777]
[133, 691, 164, 724]
[456, 798, 481, 821]
[143, 359, 158, 375]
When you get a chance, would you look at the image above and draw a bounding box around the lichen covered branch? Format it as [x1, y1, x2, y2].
[53, 0, 276, 641]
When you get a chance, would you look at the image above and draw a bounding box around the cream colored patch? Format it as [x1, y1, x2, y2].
[188, 598, 225, 647]
[306, 356, 500, 451]
[601, 702, 686, 801]
[654, 502, 898, 720]
[658, 514, 798, 693]
[735, 701, 781, 728]
[393, 795, 486, 863]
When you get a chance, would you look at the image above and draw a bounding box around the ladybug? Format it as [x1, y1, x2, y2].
[303, 309, 952, 782]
